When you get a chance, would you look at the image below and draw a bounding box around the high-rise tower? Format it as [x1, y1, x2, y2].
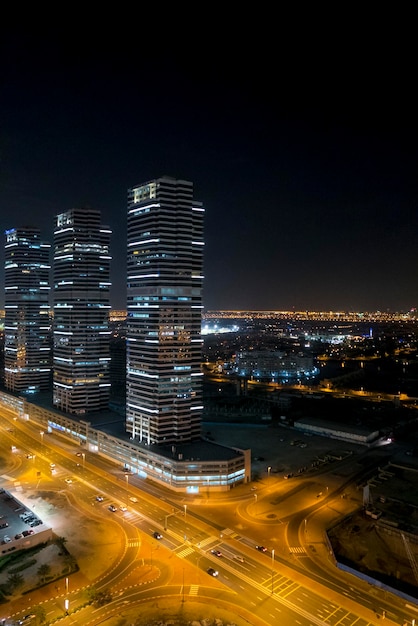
[126, 177, 204, 445]
[4, 227, 51, 393]
[53, 208, 112, 414]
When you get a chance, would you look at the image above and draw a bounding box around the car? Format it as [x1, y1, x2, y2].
[152, 531, 162, 540]
[2, 536, 11, 543]
[30, 519, 42, 527]
[108, 504, 117, 512]
[207, 567, 219, 577]
[76, 452, 82, 457]
[22, 529, 34, 536]
[26, 453, 33, 459]
[50, 463, 56, 469]
[256, 545, 267, 552]
[64, 478, 72, 484]
[14, 533, 23, 540]
[129, 496, 138, 503]
[210, 549, 222, 557]
[233, 555, 244, 563]
[95, 495, 104, 502]
[119, 505, 127, 512]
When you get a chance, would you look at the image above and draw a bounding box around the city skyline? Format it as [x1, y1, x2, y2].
[1, 26, 417, 313]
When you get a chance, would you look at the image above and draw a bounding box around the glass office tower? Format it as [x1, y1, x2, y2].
[53, 208, 112, 414]
[126, 177, 204, 445]
[4, 227, 51, 393]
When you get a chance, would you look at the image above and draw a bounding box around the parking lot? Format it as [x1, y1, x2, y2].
[203, 421, 364, 479]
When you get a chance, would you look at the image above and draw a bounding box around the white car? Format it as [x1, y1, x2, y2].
[119, 505, 127, 512]
[129, 496, 138, 503]
[64, 478, 73, 485]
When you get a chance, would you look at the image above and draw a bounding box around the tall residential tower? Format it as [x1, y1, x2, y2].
[53, 208, 112, 414]
[4, 227, 51, 393]
[126, 177, 204, 445]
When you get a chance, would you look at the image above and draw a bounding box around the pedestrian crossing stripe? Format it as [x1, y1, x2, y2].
[289, 546, 306, 554]
[177, 546, 194, 558]
[198, 536, 219, 548]
[189, 585, 199, 595]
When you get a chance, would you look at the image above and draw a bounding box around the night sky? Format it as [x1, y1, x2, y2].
[1, 21, 417, 312]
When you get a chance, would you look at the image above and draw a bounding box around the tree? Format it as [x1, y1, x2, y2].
[32, 605, 46, 624]
[7, 572, 24, 591]
[54, 536, 68, 553]
[37, 563, 51, 582]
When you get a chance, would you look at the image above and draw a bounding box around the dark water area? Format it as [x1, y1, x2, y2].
[317, 358, 418, 397]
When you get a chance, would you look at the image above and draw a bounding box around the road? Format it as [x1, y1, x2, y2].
[0, 406, 416, 626]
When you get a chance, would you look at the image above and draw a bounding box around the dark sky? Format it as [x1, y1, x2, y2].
[1, 20, 417, 312]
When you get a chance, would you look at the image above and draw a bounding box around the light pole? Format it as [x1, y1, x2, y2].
[40, 431, 44, 444]
[267, 466, 271, 477]
[81, 453, 85, 469]
[184, 504, 187, 522]
[182, 567, 185, 603]
[125, 474, 130, 511]
[271, 549, 275, 594]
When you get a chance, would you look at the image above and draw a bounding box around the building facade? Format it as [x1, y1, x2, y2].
[126, 177, 204, 445]
[52, 208, 112, 414]
[4, 227, 51, 393]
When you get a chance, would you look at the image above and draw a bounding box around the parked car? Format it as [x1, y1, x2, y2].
[95, 495, 104, 502]
[108, 504, 117, 512]
[152, 531, 162, 540]
[129, 496, 138, 503]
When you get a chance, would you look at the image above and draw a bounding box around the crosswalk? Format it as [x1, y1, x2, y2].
[176, 546, 195, 559]
[127, 538, 141, 548]
[289, 546, 307, 555]
[189, 584, 199, 596]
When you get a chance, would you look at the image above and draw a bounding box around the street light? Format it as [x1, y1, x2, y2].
[81, 453, 85, 468]
[40, 431, 44, 444]
[184, 504, 187, 521]
[267, 466, 271, 477]
[271, 549, 275, 594]
[182, 567, 185, 603]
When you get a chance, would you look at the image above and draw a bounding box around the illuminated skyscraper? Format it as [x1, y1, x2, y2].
[53, 208, 112, 414]
[4, 227, 51, 393]
[126, 177, 204, 445]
